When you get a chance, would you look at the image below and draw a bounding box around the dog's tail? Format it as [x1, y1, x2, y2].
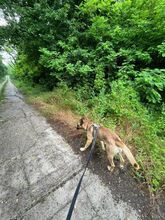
[122, 145, 140, 170]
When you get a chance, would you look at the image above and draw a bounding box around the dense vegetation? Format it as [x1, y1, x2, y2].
[0, 55, 7, 101]
[0, 55, 7, 79]
[0, 0, 165, 192]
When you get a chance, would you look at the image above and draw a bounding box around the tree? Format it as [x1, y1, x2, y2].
[0, 0, 164, 102]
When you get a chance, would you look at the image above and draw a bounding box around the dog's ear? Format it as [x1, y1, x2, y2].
[81, 116, 88, 121]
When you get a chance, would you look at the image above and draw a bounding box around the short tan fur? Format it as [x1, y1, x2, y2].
[77, 117, 140, 172]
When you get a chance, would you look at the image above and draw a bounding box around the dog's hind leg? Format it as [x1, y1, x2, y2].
[100, 141, 106, 151]
[107, 154, 115, 172]
[119, 154, 125, 169]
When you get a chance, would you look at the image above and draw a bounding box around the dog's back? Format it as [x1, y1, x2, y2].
[98, 126, 123, 147]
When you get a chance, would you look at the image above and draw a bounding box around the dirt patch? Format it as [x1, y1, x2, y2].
[32, 103, 164, 220]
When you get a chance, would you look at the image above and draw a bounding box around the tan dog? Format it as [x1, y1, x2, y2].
[77, 117, 140, 172]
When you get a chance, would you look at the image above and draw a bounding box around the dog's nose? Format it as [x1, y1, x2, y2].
[77, 124, 80, 129]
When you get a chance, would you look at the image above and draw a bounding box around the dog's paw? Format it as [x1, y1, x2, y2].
[120, 165, 124, 169]
[107, 165, 111, 171]
[107, 165, 114, 172]
[80, 147, 86, 152]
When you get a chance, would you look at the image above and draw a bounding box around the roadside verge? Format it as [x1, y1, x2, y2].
[13, 78, 165, 219]
[0, 75, 8, 101]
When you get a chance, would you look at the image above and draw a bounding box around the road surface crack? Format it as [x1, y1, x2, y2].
[11, 168, 84, 220]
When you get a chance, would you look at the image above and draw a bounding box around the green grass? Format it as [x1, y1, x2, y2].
[0, 76, 7, 102]
[14, 79, 165, 194]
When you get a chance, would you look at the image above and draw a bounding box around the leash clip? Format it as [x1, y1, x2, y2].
[92, 123, 100, 136]
[92, 123, 100, 129]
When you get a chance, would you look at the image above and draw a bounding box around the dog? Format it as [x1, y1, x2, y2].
[77, 117, 140, 172]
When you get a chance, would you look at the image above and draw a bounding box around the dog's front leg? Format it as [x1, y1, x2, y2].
[80, 132, 93, 152]
[80, 140, 92, 151]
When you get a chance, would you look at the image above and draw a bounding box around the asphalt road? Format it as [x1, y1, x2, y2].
[0, 80, 141, 220]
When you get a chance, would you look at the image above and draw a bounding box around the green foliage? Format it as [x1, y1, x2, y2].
[135, 69, 165, 103]
[158, 41, 165, 57]
[0, 76, 7, 102]
[0, 55, 7, 78]
[1, 0, 164, 103]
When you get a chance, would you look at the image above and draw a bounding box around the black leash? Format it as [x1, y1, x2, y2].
[66, 125, 99, 220]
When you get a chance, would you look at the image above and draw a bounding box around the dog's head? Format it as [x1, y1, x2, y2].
[77, 117, 89, 130]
